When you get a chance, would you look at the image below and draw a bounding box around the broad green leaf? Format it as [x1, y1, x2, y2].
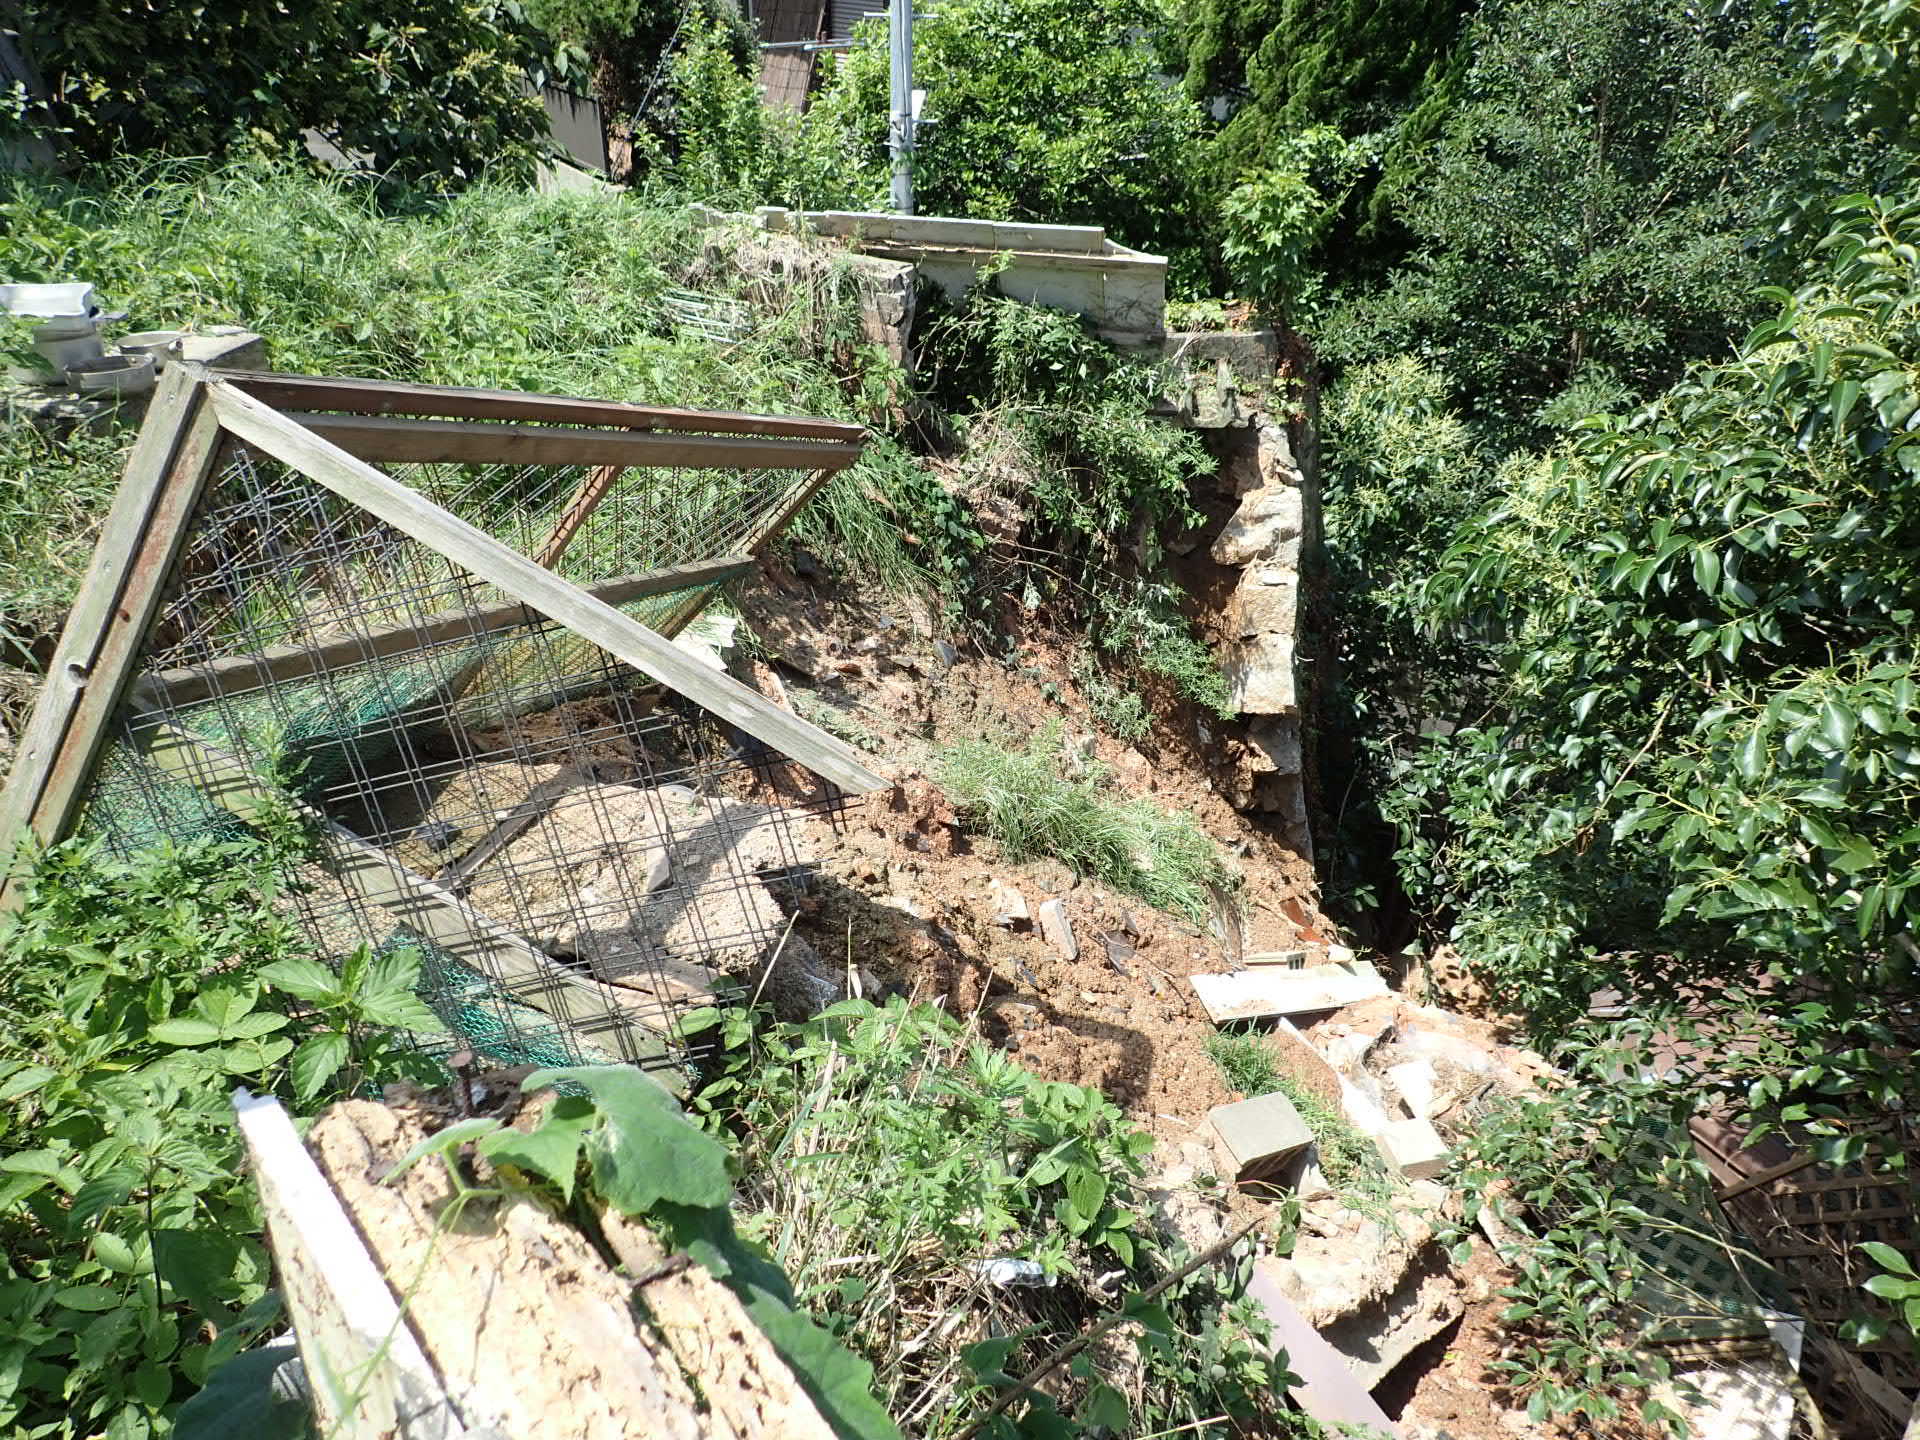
[476, 1097, 594, 1202]
[381, 1117, 504, 1185]
[1064, 1165, 1106, 1223]
[746, 1296, 901, 1440]
[1077, 1381, 1128, 1431]
[92, 1232, 140, 1275]
[288, 1033, 350, 1103]
[0, 1065, 56, 1102]
[523, 1066, 729, 1213]
[174, 1342, 310, 1440]
[1820, 699, 1857, 750]
[964, 1334, 1022, 1384]
[148, 1018, 223, 1047]
[53, 1284, 123, 1313]
[1860, 1241, 1916, 1277]
[257, 956, 340, 1004]
[154, 1228, 245, 1324]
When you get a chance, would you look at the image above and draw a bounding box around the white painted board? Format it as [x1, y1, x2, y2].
[1190, 960, 1389, 1024]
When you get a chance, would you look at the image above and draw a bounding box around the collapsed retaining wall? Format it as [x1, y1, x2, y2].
[1210, 407, 1315, 859]
[689, 206, 1313, 856]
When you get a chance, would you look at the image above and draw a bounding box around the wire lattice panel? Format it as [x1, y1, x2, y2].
[0, 368, 884, 1087]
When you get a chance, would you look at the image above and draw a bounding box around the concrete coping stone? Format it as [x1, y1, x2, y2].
[1208, 1090, 1314, 1188]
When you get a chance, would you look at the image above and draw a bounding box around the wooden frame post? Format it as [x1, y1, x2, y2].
[0, 367, 225, 903]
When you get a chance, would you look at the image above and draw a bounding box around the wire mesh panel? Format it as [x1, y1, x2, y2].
[2, 371, 880, 1087]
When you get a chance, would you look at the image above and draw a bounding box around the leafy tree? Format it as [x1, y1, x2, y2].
[523, 0, 753, 171]
[802, 0, 1212, 282]
[1183, 0, 1474, 269]
[1322, 0, 1820, 435]
[10, 0, 557, 185]
[1384, 191, 1920, 1134]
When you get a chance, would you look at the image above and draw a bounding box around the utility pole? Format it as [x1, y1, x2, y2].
[887, 0, 914, 214]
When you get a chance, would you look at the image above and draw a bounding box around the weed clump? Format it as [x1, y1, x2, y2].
[694, 996, 1286, 1437]
[936, 724, 1236, 926]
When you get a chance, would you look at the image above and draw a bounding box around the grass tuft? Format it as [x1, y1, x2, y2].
[936, 723, 1236, 926]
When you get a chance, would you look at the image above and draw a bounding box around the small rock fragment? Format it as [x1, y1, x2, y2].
[641, 851, 672, 893]
[989, 879, 1032, 929]
[1037, 898, 1077, 959]
[1102, 932, 1135, 977]
[414, 819, 460, 852]
[1388, 1059, 1439, 1119]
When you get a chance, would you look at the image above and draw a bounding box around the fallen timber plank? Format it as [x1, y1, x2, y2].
[139, 558, 753, 710]
[304, 1099, 838, 1438]
[282, 413, 867, 472]
[130, 703, 680, 1078]
[209, 380, 888, 796]
[223, 370, 866, 442]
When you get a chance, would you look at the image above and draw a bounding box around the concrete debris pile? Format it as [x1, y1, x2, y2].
[1127, 963, 1558, 1434]
[1142, 957, 1833, 1440]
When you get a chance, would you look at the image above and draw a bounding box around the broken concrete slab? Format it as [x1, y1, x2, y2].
[1654, 1360, 1798, 1440]
[1338, 1075, 1396, 1139]
[1037, 898, 1077, 958]
[1191, 959, 1389, 1024]
[1268, 1191, 1464, 1394]
[1378, 1118, 1450, 1181]
[1246, 1263, 1400, 1436]
[1209, 1091, 1314, 1189]
[1321, 1259, 1465, 1394]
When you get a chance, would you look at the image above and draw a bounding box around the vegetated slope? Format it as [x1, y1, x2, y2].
[0, 159, 1347, 1440]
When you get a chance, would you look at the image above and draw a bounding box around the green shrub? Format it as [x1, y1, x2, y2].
[1384, 192, 1920, 1134]
[938, 724, 1236, 925]
[11, 0, 555, 185]
[0, 160, 922, 613]
[918, 289, 1232, 719]
[0, 833, 445, 1437]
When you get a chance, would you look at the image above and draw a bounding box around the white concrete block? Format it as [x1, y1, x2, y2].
[1388, 1060, 1439, 1119]
[1190, 959, 1385, 1024]
[1378, 1118, 1450, 1181]
[1209, 1091, 1314, 1188]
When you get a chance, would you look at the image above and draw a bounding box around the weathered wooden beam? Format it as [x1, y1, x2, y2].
[132, 709, 679, 1077]
[140, 558, 751, 710]
[225, 371, 864, 442]
[0, 368, 225, 903]
[209, 381, 889, 796]
[534, 463, 626, 568]
[281, 413, 866, 472]
[233, 1090, 463, 1440]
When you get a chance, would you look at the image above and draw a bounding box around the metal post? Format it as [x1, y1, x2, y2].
[887, 0, 914, 214]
